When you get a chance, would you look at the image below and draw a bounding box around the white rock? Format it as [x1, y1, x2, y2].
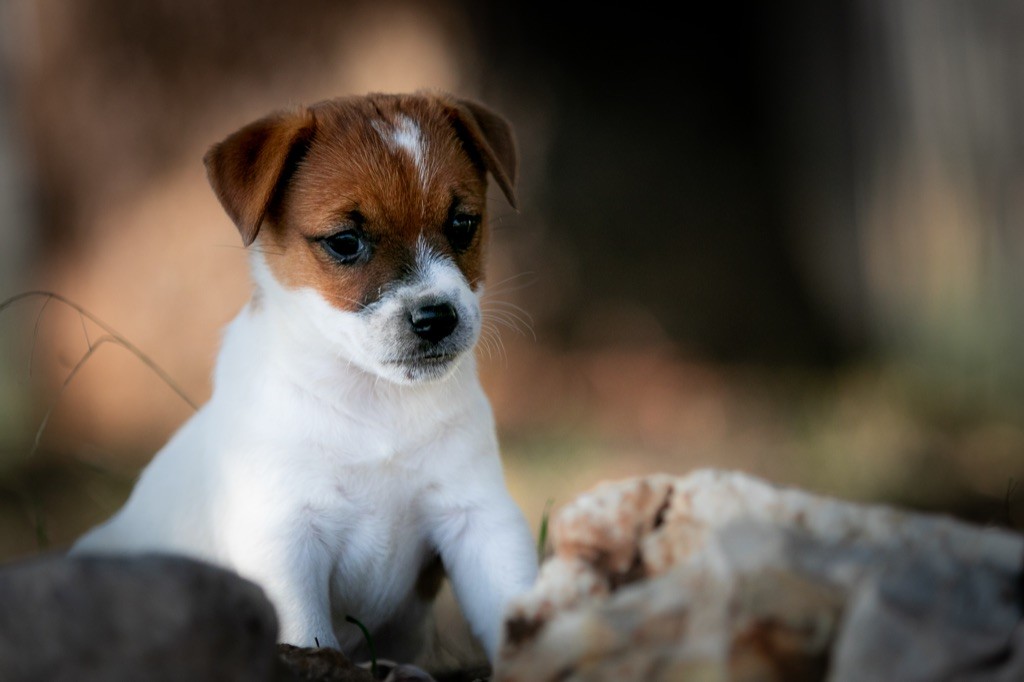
[496, 469, 1024, 681]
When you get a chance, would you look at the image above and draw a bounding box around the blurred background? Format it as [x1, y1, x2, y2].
[0, 0, 1022, 653]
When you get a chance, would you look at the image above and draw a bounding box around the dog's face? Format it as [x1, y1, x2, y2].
[204, 93, 517, 384]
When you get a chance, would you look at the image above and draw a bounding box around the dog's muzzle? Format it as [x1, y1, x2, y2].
[376, 295, 475, 383]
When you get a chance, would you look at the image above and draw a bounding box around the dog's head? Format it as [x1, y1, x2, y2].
[204, 92, 517, 384]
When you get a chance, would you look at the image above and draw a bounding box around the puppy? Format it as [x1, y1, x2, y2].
[70, 91, 539, 664]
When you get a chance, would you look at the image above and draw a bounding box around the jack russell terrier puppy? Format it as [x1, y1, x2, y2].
[70, 91, 539, 665]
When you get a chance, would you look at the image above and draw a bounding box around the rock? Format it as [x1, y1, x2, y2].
[496, 469, 1024, 681]
[276, 645, 438, 682]
[276, 644, 375, 681]
[0, 552, 279, 681]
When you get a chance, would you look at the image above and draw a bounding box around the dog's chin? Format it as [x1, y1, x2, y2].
[373, 349, 468, 386]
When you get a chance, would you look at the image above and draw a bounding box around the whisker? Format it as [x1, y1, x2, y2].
[485, 312, 535, 336]
[478, 322, 509, 367]
[481, 306, 537, 341]
[485, 325, 505, 364]
[481, 271, 538, 298]
[483, 299, 536, 324]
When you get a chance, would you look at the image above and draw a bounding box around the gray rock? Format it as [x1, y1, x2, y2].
[0, 552, 279, 682]
[830, 557, 1024, 682]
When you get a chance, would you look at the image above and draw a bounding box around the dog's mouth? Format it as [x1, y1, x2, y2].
[418, 351, 458, 363]
[386, 350, 460, 367]
[381, 349, 466, 383]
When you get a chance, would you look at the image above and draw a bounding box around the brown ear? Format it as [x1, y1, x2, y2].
[449, 98, 519, 210]
[203, 108, 315, 246]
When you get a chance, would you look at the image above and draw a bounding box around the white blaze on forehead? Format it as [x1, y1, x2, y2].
[372, 114, 429, 189]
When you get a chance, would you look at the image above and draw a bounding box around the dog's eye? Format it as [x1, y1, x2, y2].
[447, 214, 480, 252]
[321, 230, 365, 264]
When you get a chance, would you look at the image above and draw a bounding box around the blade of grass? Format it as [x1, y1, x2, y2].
[345, 614, 378, 679]
[538, 498, 554, 562]
[27, 295, 51, 377]
[1, 291, 199, 411]
[30, 335, 117, 457]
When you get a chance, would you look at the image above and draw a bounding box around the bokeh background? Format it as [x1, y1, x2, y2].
[0, 0, 1023, 657]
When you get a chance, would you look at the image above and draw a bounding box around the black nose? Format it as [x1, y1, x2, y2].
[410, 303, 459, 343]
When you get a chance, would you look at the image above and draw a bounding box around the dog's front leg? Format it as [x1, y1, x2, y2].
[225, 517, 339, 650]
[433, 493, 539, 661]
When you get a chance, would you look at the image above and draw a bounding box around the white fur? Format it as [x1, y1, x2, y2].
[70, 248, 538, 662]
[374, 115, 430, 190]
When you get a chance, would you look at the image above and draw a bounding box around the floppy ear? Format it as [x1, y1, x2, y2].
[449, 98, 519, 210]
[203, 108, 315, 246]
